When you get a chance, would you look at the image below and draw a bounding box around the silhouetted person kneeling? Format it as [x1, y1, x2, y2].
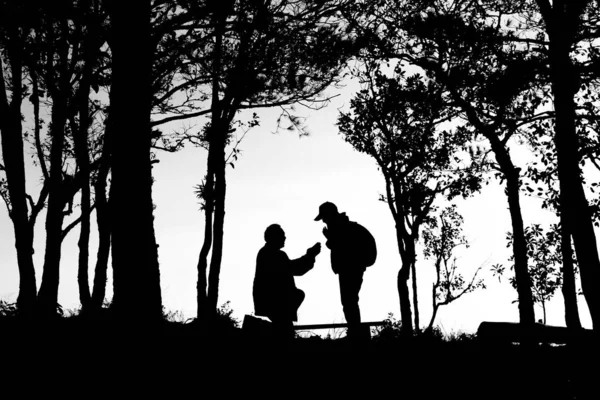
[253, 224, 321, 342]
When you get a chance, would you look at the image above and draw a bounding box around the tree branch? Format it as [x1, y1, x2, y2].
[446, 263, 485, 305]
[29, 182, 50, 227]
[154, 76, 211, 106]
[25, 194, 35, 214]
[61, 203, 97, 242]
[31, 71, 49, 180]
[150, 108, 212, 127]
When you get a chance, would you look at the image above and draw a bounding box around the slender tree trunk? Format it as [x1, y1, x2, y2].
[74, 18, 94, 311]
[427, 304, 440, 333]
[76, 147, 91, 311]
[37, 94, 68, 318]
[411, 260, 419, 332]
[548, 29, 600, 329]
[504, 169, 535, 325]
[75, 0, 105, 313]
[397, 264, 413, 336]
[207, 122, 227, 313]
[107, 0, 162, 322]
[198, 6, 227, 322]
[0, 52, 37, 316]
[427, 258, 442, 332]
[394, 221, 414, 335]
[559, 220, 582, 329]
[196, 150, 215, 322]
[91, 133, 111, 312]
[542, 300, 546, 325]
[491, 140, 535, 325]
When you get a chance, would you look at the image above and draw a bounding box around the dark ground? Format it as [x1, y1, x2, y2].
[0, 315, 596, 399]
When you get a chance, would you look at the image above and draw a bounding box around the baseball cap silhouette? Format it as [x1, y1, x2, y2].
[315, 201, 338, 221]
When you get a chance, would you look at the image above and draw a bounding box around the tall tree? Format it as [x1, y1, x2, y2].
[67, 0, 107, 313]
[106, 0, 162, 322]
[90, 123, 111, 313]
[36, 2, 81, 317]
[31, 1, 107, 317]
[338, 65, 480, 334]
[0, 0, 45, 316]
[345, 0, 542, 325]
[522, 116, 582, 328]
[534, 0, 600, 328]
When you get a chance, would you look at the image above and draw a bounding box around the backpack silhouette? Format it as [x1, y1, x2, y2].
[351, 221, 377, 267]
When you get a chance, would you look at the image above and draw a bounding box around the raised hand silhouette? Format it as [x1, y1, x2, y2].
[307, 242, 321, 258]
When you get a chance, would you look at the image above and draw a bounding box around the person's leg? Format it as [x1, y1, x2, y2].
[339, 271, 362, 324]
[339, 269, 367, 341]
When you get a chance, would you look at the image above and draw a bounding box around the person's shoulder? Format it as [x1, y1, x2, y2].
[257, 245, 271, 262]
[257, 245, 268, 256]
[348, 220, 364, 230]
[258, 246, 287, 260]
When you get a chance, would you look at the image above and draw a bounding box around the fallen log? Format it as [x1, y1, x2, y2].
[476, 321, 595, 344]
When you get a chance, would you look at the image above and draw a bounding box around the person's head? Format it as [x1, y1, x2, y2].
[314, 201, 339, 225]
[264, 224, 286, 249]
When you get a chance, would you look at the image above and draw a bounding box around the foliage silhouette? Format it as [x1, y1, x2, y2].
[338, 63, 481, 334]
[342, 0, 566, 325]
[423, 205, 486, 332]
[495, 223, 566, 324]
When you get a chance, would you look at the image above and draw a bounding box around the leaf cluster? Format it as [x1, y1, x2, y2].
[338, 63, 482, 232]
[423, 204, 486, 304]
[500, 223, 565, 304]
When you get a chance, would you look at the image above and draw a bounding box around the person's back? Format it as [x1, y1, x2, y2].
[323, 212, 377, 274]
[253, 244, 295, 321]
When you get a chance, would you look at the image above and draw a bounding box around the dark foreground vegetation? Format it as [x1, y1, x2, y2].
[1, 302, 595, 399]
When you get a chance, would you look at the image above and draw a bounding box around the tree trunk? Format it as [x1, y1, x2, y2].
[196, 149, 215, 322]
[91, 132, 111, 312]
[74, 0, 103, 313]
[427, 304, 440, 333]
[397, 264, 413, 336]
[427, 257, 442, 332]
[73, 42, 93, 313]
[491, 140, 535, 325]
[37, 95, 68, 318]
[542, 300, 546, 325]
[548, 28, 600, 329]
[394, 222, 414, 335]
[107, 0, 162, 322]
[198, 6, 227, 322]
[76, 147, 91, 312]
[0, 46, 37, 316]
[411, 260, 419, 332]
[559, 219, 582, 329]
[207, 122, 227, 314]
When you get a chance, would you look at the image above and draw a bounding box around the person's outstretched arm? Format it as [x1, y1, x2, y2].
[288, 243, 321, 276]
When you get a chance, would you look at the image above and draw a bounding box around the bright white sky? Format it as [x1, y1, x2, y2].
[0, 78, 594, 336]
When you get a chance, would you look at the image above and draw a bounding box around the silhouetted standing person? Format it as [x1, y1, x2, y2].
[253, 224, 321, 341]
[315, 202, 377, 343]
